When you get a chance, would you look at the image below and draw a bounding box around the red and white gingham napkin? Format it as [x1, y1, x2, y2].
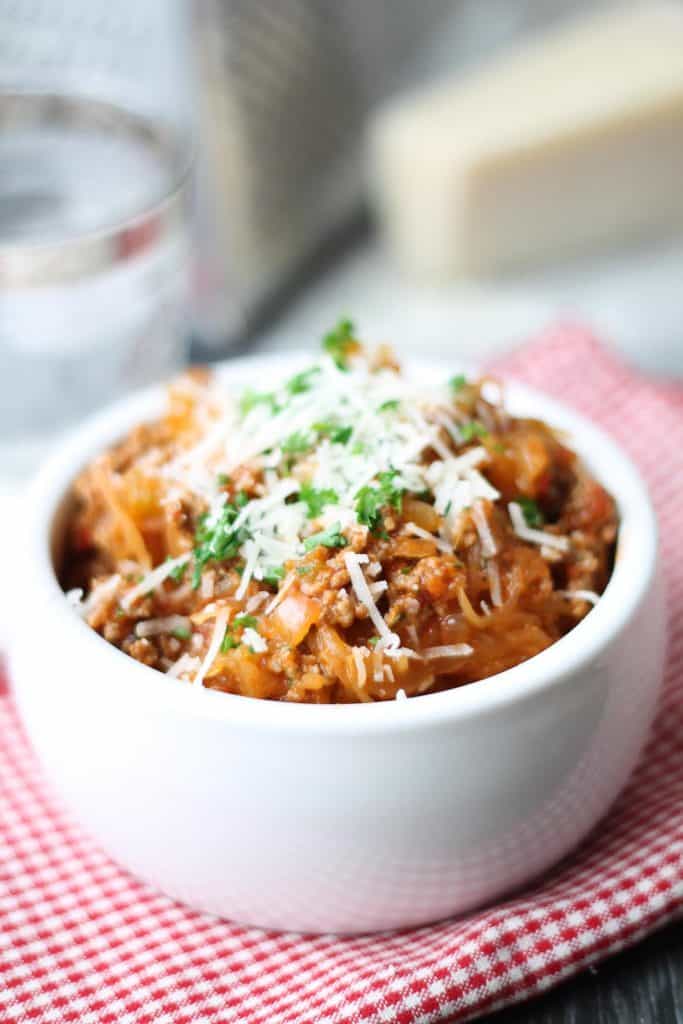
[1, 326, 682, 1024]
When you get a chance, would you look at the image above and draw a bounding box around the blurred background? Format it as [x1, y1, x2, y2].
[2, 0, 683, 494]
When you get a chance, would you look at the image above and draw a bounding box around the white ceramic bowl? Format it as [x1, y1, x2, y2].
[10, 354, 666, 934]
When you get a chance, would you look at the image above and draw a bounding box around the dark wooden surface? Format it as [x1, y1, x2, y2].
[481, 919, 683, 1023]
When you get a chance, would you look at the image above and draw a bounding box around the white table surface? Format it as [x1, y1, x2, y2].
[253, 235, 683, 379]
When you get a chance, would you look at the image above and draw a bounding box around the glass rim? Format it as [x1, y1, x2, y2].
[0, 90, 195, 286]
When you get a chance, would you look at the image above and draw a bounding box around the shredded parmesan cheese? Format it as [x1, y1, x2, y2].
[166, 653, 201, 679]
[194, 607, 230, 687]
[344, 551, 400, 649]
[422, 644, 474, 659]
[135, 615, 191, 638]
[508, 502, 570, 553]
[558, 589, 600, 605]
[121, 557, 188, 611]
[471, 500, 497, 557]
[486, 559, 503, 608]
[403, 521, 453, 553]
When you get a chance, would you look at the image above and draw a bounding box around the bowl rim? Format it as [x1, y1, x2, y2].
[18, 350, 658, 734]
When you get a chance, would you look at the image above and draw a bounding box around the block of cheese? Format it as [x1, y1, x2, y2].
[368, 3, 683, 279]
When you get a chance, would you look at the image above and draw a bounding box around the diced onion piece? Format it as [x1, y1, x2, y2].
[402, 496, 441, 532]
[392, 537, 438, 559]
[267, 591, 321, 645]
[265, 572, 296, 615]
[242, 627, 267, 653]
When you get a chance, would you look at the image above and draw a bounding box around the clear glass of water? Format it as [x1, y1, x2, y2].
[0, 91, 193, 490]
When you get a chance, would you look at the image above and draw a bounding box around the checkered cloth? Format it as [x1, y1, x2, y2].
[2, 326, 682, 1023]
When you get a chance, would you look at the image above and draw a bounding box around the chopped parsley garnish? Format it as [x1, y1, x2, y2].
[297, 565, 313, 575]
[234, 614, 258, 629]
[302, 522, 348, 552]
[355, 469, 405, 534]
[281, 431, 313, 455]
[171, 626, 191, 640]
[262, 566, 285, 586]
[192, 499, 250, 587]
[239, 389, 279, 417]
[400, 566, 412, 575]
[313, 420, 353, 444]
[167, 558, 188, 583]
[351, 440, 367, 455]
[286, 366, 320, 396]
[216, 473, 231, 487]
[378, 399, 400, 413]
[299, 481, 339, 519]
[518, 496, 544, 528]
[322, 318, 355, 370]
[449, 374, 467, 393]
[461, 420, 488, 441]
[368, 636, 379, 647]
[220, 614, 260, 652]
[220, 630, 240, 653]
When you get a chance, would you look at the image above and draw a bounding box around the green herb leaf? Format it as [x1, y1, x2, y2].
[216, 473, 231, 487]
[449, 374, 467, 393]
[378, 399, 400, 412]
[171, 626, 191, 640]
[322, 318, 355, 370]
[303, 522, 348, 552]
[355, 469, 405, 534]
[234, 614, 258, 629]
[296, 565, 313, 576]
[220, 630, 240, 653]
[368, 636, 379, 647]
[518, 496, 544, 529]
[262, 565, 285, 586]
[239, 389, 279, 417]
[299, 481, 339, 519]
[286, 366, 321, 396]
[461, 420, 488, 442]
[192, 499, 250, 587]
[281, 431, 313, 455]
[313, 420, 353, 445]
[167, 558, 188, 583]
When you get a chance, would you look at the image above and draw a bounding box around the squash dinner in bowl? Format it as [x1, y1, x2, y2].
[10, 326, 665, 933]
